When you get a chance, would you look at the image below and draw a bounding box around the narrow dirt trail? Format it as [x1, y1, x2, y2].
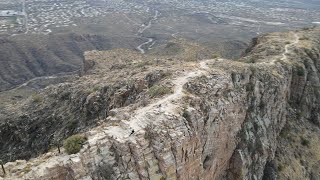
[281, 33, 300, 61]
[46, 32, 301, 168]
[269, 32, 299, 64]
[103, 59, 214, 142]
[1, 31, 307, 179]
[2, 59, 216, 179]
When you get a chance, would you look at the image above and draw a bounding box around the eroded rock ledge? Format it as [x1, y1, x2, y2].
[1, 28, 320, 180]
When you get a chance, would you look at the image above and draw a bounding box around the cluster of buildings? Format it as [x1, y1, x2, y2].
[0, 0, 143, 35]
[144, 0, 320, 29]
[0, 0, 319, 36]
[0, 10, 25, 34]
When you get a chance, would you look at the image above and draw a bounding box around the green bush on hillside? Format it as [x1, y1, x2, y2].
[300, 136, 310, 147]
[148, 85, 172, 97]
[63, 135, 87, 154]
[212, 54, 220, 59]
[296, 65, 305, 77]
[32, 94, 42, 103]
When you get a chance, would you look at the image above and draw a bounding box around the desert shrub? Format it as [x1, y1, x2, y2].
[59, 91, 71, 100]
[134, 61, 150, 68]
[296, 111, 302, 119]
[246, 58, 256, 63]
[279, 127, 289, 139]
[259, 101, 265, 109]
[85, 87, 98, 94]
[299, 36, 309, 41]
[277, 164, 284, 172]
[63, 135, 87, 154]
[148, 85, 172, 97]
[246, 83, 255, 92]
[93, 86, 100, 92]
[212, 54, 220, 59]
[296, 65, 305, 77]
[300, 137, 310, 147]
[32, 94, 42, 103]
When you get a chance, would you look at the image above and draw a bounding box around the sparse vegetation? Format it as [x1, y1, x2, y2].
[63, 135, 87, 155]
[2, 2, 320, 179]
[300, 136, 310, 147]
[296, 111, 302, 119]
[259, 101, 265, 109]
[22, 164, 32, 174]
[246, 58, 256, 63]
[250, 66, 257, 74]
[148, 85, 172, 97]
[133, 61, 150, 68]
[32, 94, 42, 103]
[212, 54, 220, 59]
[277, 164, 284, 172]
[246, 83, 255, 92]
[299, 36, 309, 41]
[84, 86, 100, 94]
[181, 94, 192, 105]
[93, 86, 100, 92]
[296, 65, 305, 77]
[59, 91, 71, 100]
[279, 127, 289, 139]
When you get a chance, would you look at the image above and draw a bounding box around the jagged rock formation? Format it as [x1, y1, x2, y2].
[0, 27, 320, 180]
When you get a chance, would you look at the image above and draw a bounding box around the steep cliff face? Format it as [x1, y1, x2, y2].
[0, 28, 320, 180]
[228, 29, 320, 180]
[269, 29, 320, 180]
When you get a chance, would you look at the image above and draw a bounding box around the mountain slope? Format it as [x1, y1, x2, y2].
[0, 33, 142, 92]
[0, 27, 320, 180]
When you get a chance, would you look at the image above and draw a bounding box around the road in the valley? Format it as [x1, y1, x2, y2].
[136, 10, 159, 54]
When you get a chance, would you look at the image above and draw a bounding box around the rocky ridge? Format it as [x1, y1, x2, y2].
[0, 40, 213, 163]
[1, 27, 320, 179]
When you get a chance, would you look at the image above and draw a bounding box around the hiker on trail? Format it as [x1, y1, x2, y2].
[130, 129, 135, 136]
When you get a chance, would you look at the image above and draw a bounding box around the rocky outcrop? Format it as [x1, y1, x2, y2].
[0, 72, 166, 163]
[0, 39, 210, 164]
[1, 28, 320, 180]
